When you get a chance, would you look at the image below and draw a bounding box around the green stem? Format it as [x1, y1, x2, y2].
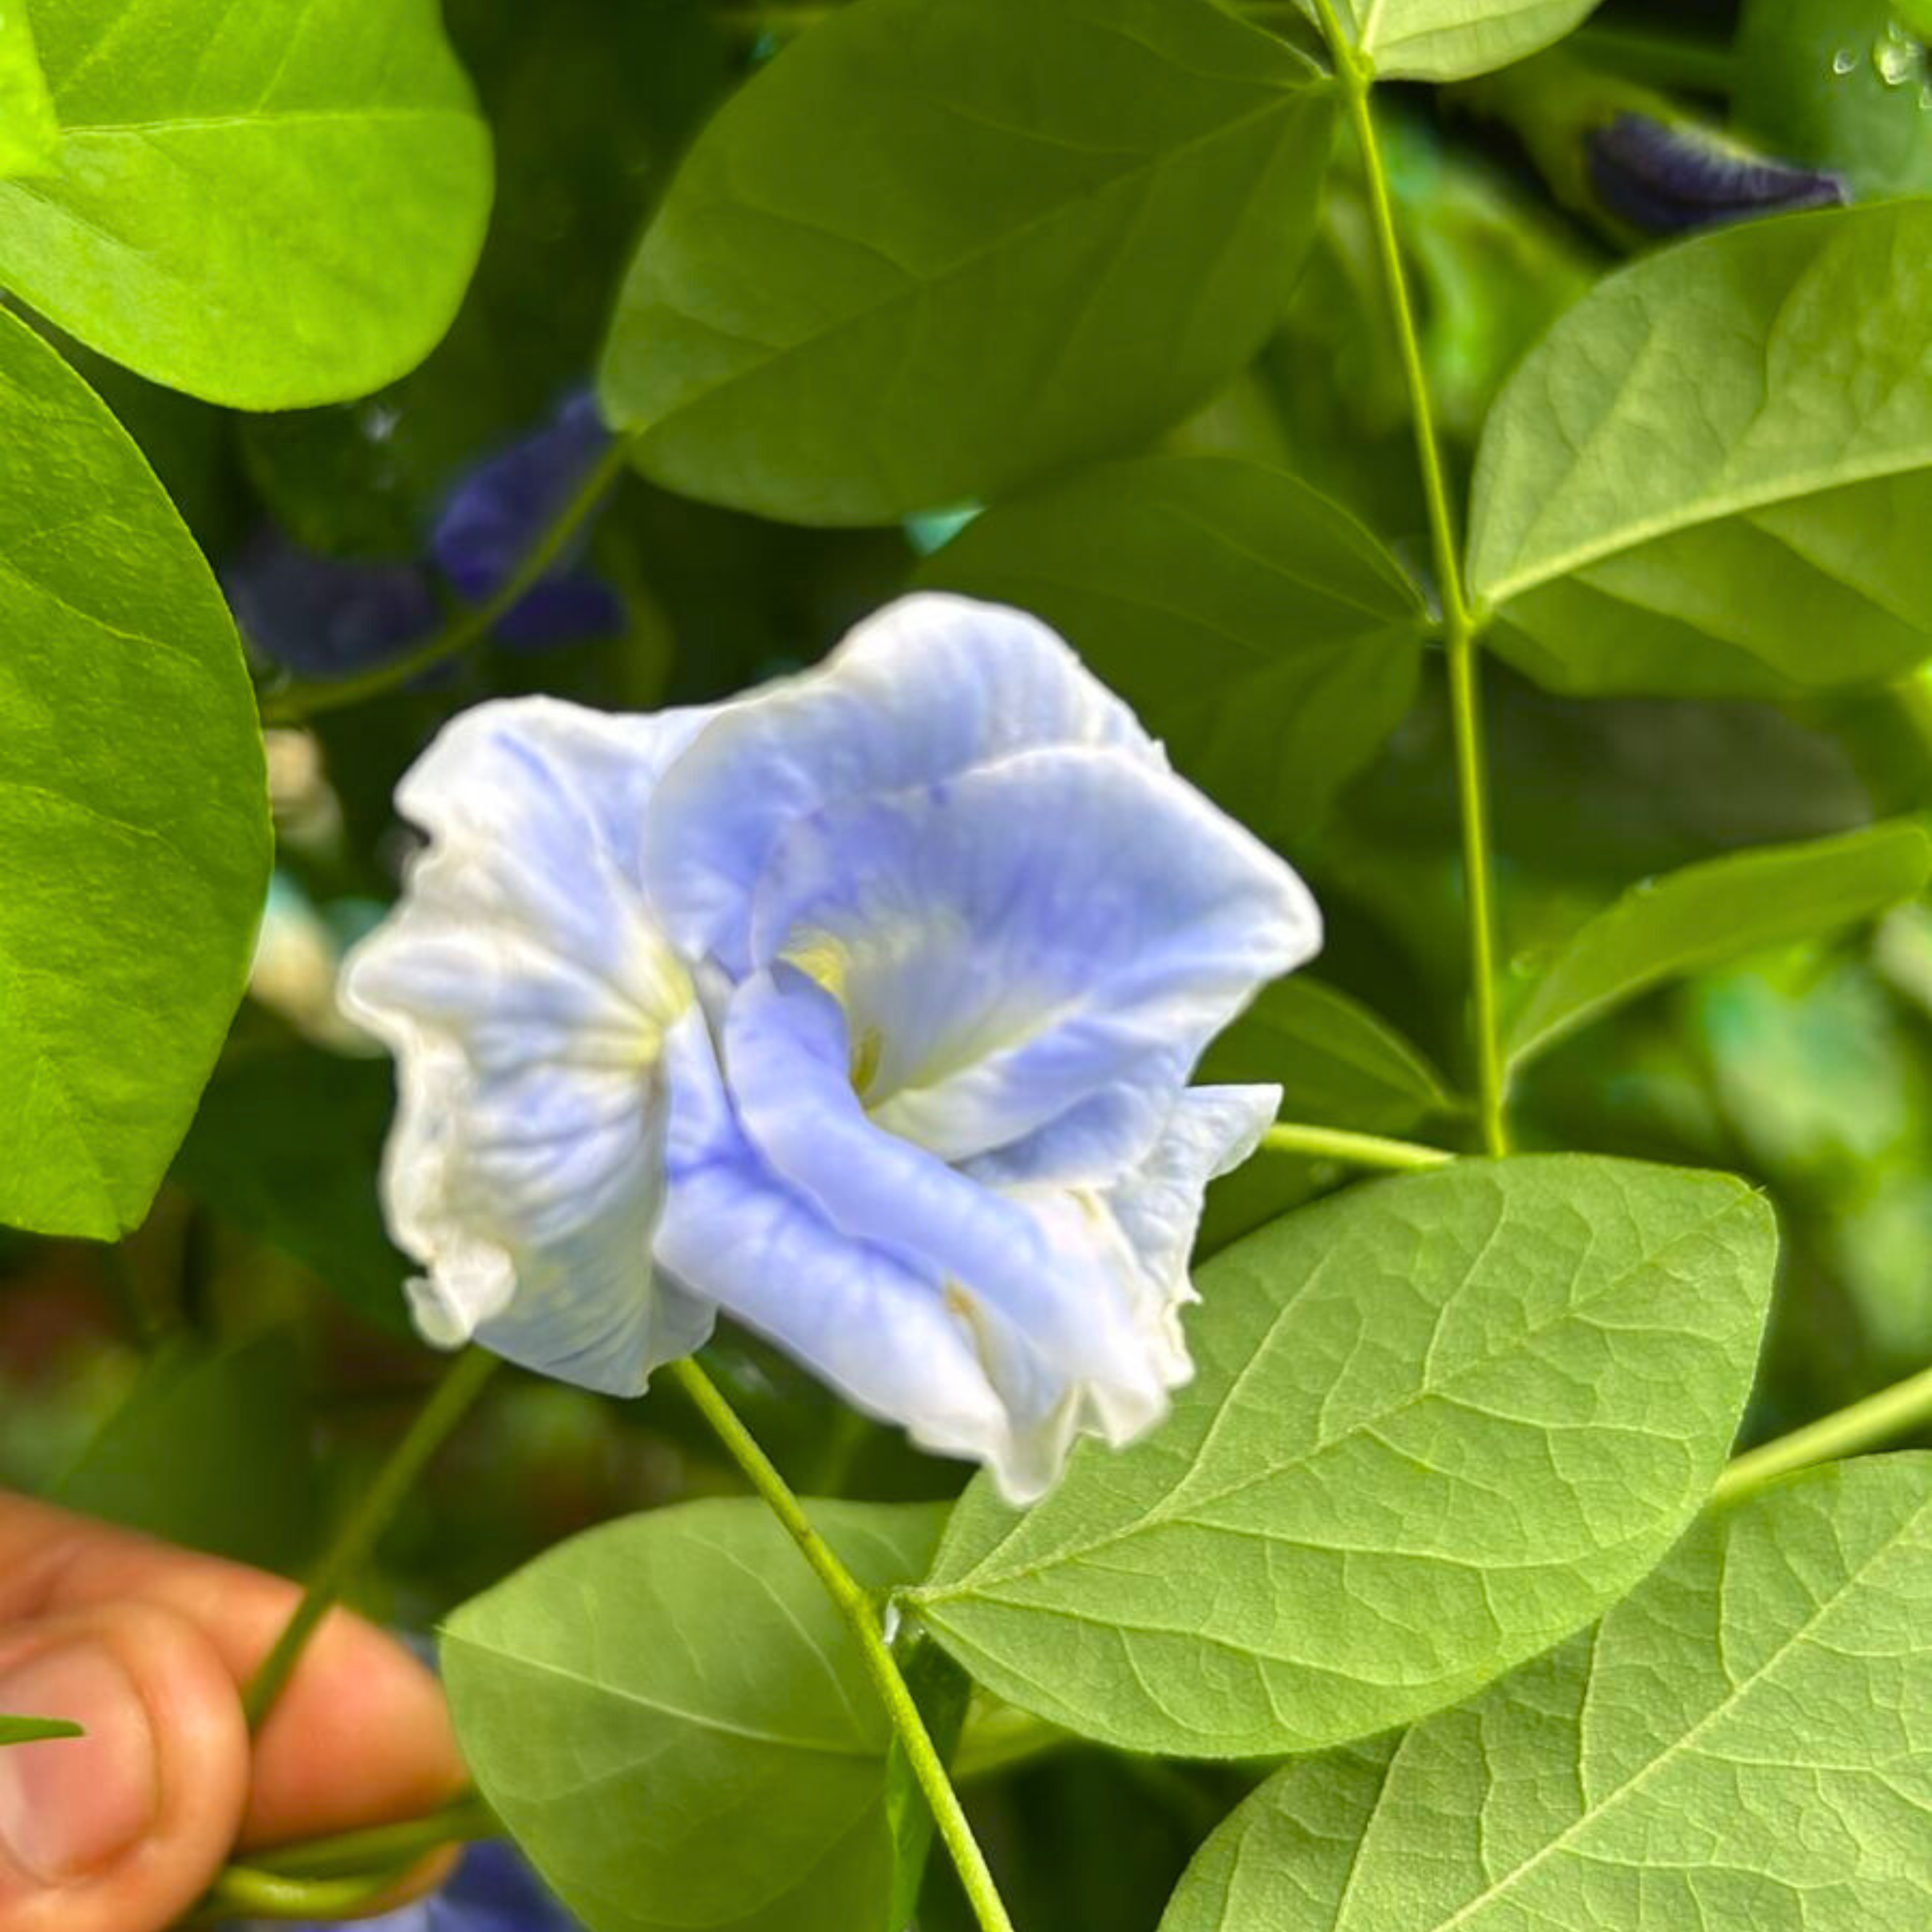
[256, 440, 633, 725]
[1311, 2, 1510, 1158]
[184, 1864, 413, 1925]
[1713, 1363, 1932, 1506]
[666, 1358, 1017, 1932]
[243, 1350, 498, 1731]
[247, 1794, 500, 1879]
[1261, 1121, 1457, 1172]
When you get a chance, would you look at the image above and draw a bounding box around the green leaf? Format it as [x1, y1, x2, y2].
[1302, 0, 1603, 81]
[444, 1499, 948, 1932]
[910, 1156, 1774, 1759]
[172, 1042, 409, 1334]
[0, 307, 270, 1240]
[1203, 978, 1454, 1132]
[55, 1330, 319, 1571]
[0, 2, 59, 177]
[1507, 820, 1932, 1072]
[0, 0, 492, 406]
[0, 1716, 84, 1746]
[914, 455, 1425, 841]
[1161, 1455, 1932, 1932]
[1469, 202, 1932, 698]
[601, 0, 1335, 526]
[1734, 0, 1932, 201]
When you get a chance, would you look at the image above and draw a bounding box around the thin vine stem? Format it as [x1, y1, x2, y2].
[183, 1863, 414, 1925]
[1713, 1362, 1932, 1506]
[246, 1793, 500, 1879]
[1310, 3, 1511, 1159]
[666, 1357, 1017, 1932]
[256, 438, 634, 725]
[244, 1349, 499, 1731]
[1261, 1121, 1457, 1171]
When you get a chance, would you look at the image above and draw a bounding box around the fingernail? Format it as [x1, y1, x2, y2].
[0, 1643, 158, 1884]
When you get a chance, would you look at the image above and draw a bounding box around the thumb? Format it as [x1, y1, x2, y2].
[0, 1603, 248, 1932]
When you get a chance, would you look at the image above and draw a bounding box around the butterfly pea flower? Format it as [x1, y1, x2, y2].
[342, 595, 1319, 1499]
[430, 390, 624, 649]
[226, 529, 440, 679]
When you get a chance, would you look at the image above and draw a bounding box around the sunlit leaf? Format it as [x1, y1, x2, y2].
[911, 1157, 1772, 1759]
[1162, 1455, 1932, 1932]
[1470, 202, 1932, 697]
[0, 306, 269, 1239]
[0, 0, 492, 405]
[0, 3, 58, 176]
[1300, 0, 1603, 81]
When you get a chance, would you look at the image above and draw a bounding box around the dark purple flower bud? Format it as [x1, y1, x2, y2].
[431, 390, 622, 650]
[1587, 113, 1846, 236]
[224, 528, 439, 679]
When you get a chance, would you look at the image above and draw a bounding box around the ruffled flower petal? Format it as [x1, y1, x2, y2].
[640, 594, 1157, 974]
[746, 744, 1318, 1178]
[341, 699, 717, 1392]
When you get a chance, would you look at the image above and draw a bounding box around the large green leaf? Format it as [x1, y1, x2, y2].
[0, 3, 58, 176]
[1469, 202, 1932, 698]
[600, 0, 1335, 526]
[444, 1499, 947, 1932]
[1162, 1455, 1932, 1932]
[0, 0, 491, 406]
[914, 456, 1425, 841]
[54, 1330, 319, 1571]
[1507, 820, 1932, 1072]
[0, 307, 269, 1239]
[910, 1156, 1773, 1759]
[0, 1716, 84, 1747]
[1299, 0, 1602, 81]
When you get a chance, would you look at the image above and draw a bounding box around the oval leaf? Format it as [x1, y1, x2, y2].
[601, 0, 1335, 524]
[910, 1156, 1774, 1759]
[1469, 202, 1932, 697]
[0, 0, 492, 406]
[0, 309, 270, 1238]
[914, 455, 1426, 840]
[1163, 1454, 1932, 1931]
[1507, 819, 1932, 1072]
[1302, 0, 1602, 81]
[444, 1499, 947, 1932]
[0, 3, 58, 177]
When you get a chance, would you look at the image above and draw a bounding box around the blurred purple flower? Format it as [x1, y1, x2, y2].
[1588, 114, 1845, 235]
[431, 391, 623, 649]
[226, 531, 440, 680]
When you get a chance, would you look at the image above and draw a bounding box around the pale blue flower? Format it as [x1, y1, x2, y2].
[343, 595, 1319, 1498]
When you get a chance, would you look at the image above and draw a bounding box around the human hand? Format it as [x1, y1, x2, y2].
[0, 1490, 465, 1932]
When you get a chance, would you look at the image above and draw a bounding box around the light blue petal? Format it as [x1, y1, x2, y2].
[748, 745, 1319, 1181]
[720, 969, 1159, 1399]
[640, 594, 1157, 974]
[652, 1016, 1013, 1461]
[342, 699, 717, 1392]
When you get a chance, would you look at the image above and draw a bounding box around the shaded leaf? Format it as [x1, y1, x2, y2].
[1507, 820, 1932, 1071]
[1469, 202, 1932, 698]
[602, 0, 1335, 524]
[444, 1499, 947, 1932]
[55, 1329, 318, 1571]
[1163, 1455, 1932, 1932]
[915, 455, 1425, 841]
[0, 306, 269, 1239]
[0, 0, 492, 405]
[911, 1156, 1773, 1759]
